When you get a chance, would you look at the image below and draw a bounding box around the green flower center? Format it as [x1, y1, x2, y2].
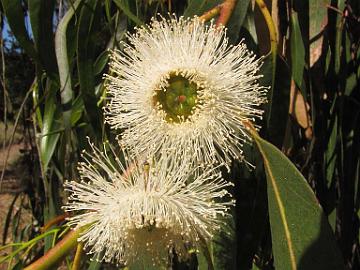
[154, 74, 201, 123]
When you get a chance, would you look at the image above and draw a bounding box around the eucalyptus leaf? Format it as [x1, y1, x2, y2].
[248, 127, 345, 270]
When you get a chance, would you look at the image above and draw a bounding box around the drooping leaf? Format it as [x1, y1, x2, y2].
[248, 126, 345, 270]
[55, 0, 83, 130]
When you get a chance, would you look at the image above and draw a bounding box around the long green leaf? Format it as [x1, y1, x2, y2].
[55, 0, 83, 130]
[40, 80, 61, 172]
[248, 126, 345, 270]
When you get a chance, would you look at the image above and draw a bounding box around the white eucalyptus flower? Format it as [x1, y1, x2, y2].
[105, 16, 267, 169]
[64, 141, 234, 266]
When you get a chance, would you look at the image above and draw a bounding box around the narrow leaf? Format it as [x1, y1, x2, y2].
[290, 11, 305, 89]
[112, 0, 143, 26]
[40, 80, 61, 172]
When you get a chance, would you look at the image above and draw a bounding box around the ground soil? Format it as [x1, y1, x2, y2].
[0, 142, 34, 269]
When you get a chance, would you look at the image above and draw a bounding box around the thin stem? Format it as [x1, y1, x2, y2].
[71, 242, 84, 270]
[255, 0, 277, 68]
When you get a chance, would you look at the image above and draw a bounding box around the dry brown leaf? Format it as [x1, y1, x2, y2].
[289, 80, 313, 139]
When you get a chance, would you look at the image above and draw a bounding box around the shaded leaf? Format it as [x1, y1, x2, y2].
[29, 0, 58, 78]
[263, 55, 291, 147]
[77, 0, 103, 137]
[112, 0, 143, 26]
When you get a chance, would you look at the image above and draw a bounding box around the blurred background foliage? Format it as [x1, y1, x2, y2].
[0, 0, 359, 269]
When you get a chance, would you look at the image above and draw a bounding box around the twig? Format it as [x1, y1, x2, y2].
[41, 213, 70, 233]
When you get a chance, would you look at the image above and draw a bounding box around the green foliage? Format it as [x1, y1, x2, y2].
[0, 0, 359, 269]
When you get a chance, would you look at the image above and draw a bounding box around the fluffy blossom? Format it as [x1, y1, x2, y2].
[105, 16, 267, 169]
[64, 142, 233, 266]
